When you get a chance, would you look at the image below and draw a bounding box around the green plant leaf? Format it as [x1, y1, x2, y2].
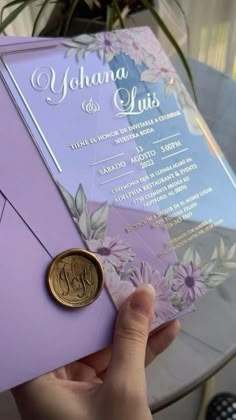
[106, 4, 114, 31]
[173, 0, 190, 53]
[112, 0, 126, 29]
[1, 0, 27, 25]
[62, 0, 81, 36]
[140, 0, 197, 103]
[0, 0, 38, 34]
[32, 0, 52, 36]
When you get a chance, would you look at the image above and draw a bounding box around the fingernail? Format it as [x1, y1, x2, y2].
[130, 284, 155, 317]
[138, 284, 156, 297]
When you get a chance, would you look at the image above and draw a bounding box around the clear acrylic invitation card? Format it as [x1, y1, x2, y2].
[1, 27, 236, 331]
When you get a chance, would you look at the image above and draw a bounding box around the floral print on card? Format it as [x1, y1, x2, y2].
[64, 27, 199, 135]
[59, 182, 236, 327]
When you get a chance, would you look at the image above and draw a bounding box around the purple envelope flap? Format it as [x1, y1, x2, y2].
[0, 198, 115, 391]
[0, 76, 85, 257]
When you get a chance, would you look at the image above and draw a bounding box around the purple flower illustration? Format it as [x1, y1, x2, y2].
[93, 32, 121, 61]
[100, 259, 135, 308]
[106, 274, 135, 308]
[130, 262, 177, 324]
[119, 35, 146, 65]
[172, 262, 207, 304]
[141, 55, 177, 83]
[86, 236, 135, 272]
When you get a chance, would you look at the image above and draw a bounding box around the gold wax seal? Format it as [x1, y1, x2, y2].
[48, 249, 104, 308]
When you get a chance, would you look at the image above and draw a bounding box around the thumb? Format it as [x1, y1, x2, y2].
[106, 285, 155, 387]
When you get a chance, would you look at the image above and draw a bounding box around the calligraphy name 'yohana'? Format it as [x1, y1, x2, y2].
[31, 65, 129, 105]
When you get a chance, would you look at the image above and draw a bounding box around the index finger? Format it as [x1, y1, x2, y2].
[146, 320, 180, 365]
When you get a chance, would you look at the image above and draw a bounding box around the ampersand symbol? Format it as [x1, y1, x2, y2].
[81, 98, 100, 114]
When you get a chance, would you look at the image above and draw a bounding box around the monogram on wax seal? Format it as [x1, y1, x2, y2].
[47, 249, 104, 308]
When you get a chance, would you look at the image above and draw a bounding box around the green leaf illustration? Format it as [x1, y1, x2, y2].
[66, 48, 76, 58]
[226, 243, 236, 260]
[165, 265, 175, 286]
[205, 272, 229, 288]
[76, 210, 91, 240]
[193, 250, 201, 267]
[141, 69, 160, 83]
[210, 246, 218, 261]
[201, 260, 216, 277]
[84, 50, 91, 58]
[171, 292, 182, 307]
[121, 268, 135, 280]
[219, 238, 225, 258]
[165, 81, 176, 96]
[75, 184, 87, 216]
[63, 40, 82, 48]
[92, 224, 107, 240]
[73, 34, 96, 44]
[90, 202, 109, 230]
[182, 247, 194, 264]
[77, 49, 84, 62]
[98, 48, 104, 61]
[105, 51, 116, 63]
[58, 182, 77, 217]
[224, 261, 236, 270]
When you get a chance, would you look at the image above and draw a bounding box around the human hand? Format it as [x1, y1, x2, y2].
[13, 285, 180, 420]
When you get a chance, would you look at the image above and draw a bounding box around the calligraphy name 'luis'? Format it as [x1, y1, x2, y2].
[114, 87, 160, 116]
[31, 66, 129, 105]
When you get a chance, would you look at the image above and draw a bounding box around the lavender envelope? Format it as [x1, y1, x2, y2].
[0, 75, 116, 392]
